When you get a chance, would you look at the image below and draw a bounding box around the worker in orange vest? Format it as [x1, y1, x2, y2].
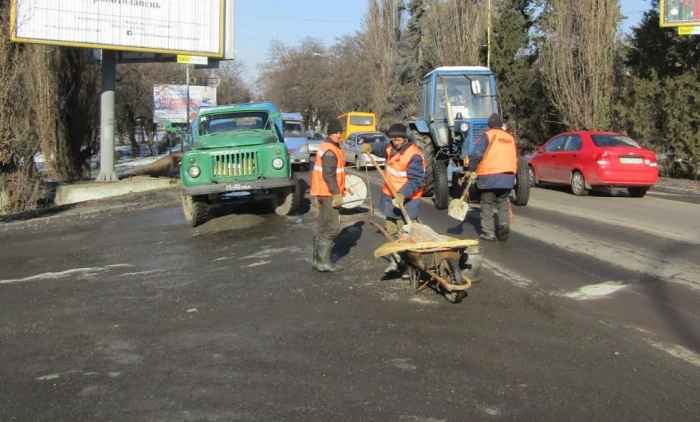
[310, 119, 346, 272]
[468, 113, 517, 241]
[361, 123, 426, 276]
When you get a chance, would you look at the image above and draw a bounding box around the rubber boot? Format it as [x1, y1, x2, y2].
[316, 237, 344, 272]
[312, 236, 319, 269]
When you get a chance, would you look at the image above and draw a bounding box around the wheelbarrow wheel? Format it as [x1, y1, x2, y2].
[439, 257, 466, 304]
[408, 265, 420, 291]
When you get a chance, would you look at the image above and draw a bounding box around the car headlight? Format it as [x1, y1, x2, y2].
[188, 165, 201, 178]
[300, 145, 308, 153]
[272, 157, 284, 169]
[460, 123, 469, 132]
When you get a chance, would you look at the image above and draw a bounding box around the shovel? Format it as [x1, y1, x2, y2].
[364, 152, 413, 232]
[448, 175, 475, 221]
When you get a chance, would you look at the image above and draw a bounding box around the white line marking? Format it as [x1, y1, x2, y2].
[241, 260, 271, 268]
[0, 265, 130, 284]
[561, 281, 627, 300]
[118, 270, 164, 277]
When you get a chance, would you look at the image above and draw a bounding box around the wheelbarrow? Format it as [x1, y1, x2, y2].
[373, 225, 480, 304]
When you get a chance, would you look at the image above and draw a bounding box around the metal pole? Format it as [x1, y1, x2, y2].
[96, 49, 119, 182]
[184, 64, 189, 152]
[487, 0, 492, 69]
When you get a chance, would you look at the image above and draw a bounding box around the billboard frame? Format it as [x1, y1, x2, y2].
[9, 0, 229, 58]
[659, 0, 700, 28]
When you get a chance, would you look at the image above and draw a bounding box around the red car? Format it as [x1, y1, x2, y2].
[527, 131, 658, 197]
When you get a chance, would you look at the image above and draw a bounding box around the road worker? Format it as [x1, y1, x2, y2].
[361, 123, 426, 276]
[468, 113, 517, 241]
[310, 119, 346, 272]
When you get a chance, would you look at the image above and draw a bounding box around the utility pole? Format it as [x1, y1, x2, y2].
[185, 64, 190, 152]
[487, 0, 492, 69]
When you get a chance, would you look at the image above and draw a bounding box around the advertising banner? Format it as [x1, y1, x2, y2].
[153, 85, 217, 124]
[660, 0, 700, 27]
[11, 0, 225, 57]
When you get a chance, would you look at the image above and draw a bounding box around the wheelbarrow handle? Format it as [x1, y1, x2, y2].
[364, 152, 413, 225]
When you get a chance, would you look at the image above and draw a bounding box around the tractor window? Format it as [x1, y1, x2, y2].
[421, 81, 430, 116]
[435, 75, 496, 120]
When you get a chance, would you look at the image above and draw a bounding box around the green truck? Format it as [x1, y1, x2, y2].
[178, 101, 301, 227]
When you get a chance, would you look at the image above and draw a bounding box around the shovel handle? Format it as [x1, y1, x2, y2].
[364, 152, 413, 225]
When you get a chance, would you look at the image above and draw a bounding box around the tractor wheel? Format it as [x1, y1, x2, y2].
[412, 130, 436, 197]
[272, 177, 301, 216]
[511, 156, 531, 206]
[433, 160, 450, 210]
[182, 193, 208, 227]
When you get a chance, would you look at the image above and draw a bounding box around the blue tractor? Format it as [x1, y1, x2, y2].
[409, 66, 530, 209]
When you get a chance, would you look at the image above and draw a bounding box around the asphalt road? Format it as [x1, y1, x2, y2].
[1, 172, 699, 421]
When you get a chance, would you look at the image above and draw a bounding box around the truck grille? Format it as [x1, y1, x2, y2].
[211, 152, 259, 177]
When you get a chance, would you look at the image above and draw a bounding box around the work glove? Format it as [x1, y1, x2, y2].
[360, 143, 372, 156]
[332, 193, 344, 209]
[392, 192, 405, 208]
[468, 172, 478, 182]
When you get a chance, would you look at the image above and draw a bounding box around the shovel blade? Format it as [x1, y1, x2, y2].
[448, 198, 469, 221]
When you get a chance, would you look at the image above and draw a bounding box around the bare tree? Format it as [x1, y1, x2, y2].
[539, 0, 620, 130]
[421, 0, 486, 67]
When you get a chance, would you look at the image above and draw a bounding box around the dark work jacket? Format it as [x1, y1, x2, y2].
[368, 139, 425, 220]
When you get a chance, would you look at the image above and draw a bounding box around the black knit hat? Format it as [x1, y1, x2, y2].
[327, 119, 343, 135]
[487, 113, 504, 129]
[386, 123, 408, 138]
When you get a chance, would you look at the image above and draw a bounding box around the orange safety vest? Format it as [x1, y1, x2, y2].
[477, 129, 517, 175]
[310, 141, 346, 197]
[381, 143, 426, 199]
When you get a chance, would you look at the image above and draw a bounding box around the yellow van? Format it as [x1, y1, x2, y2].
[338, 111, 377, 141]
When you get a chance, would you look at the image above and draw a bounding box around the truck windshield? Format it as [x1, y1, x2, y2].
[199, 111, 271, 135]
[435, 75, 496, 120]
[283, 121, 305, 138]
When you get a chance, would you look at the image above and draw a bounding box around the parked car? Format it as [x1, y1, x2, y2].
[343, 131, 388, 169]
[282, 112, 310, 170]
[528, 131, 658, 197]
[307, 131, 325, 155]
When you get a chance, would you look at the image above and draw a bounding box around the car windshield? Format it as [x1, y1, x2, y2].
[283, 121, 305, 137]
[357, 133, 388, 144]
[199, 111, 270, 135]
[591, 134, 641, 148]
[435, 74, 496, 119]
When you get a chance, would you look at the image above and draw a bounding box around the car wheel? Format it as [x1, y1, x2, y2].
[528, 165, 538, 187]
[571, 171, 589, 196]
[182, 193, 208, 227]
[627, 187, 649, 198]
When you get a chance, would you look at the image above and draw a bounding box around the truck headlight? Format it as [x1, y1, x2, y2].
[460, 123, 469, 132]
[272, 157, 284, 169]
[188, 165, 201, 178]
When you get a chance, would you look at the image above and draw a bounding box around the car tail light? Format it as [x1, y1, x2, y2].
[647, 153, 658, 167]
[596, 152, 611, 165]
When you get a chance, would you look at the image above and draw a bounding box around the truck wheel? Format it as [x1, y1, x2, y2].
[433, 160, 449, 210]
[439, 257, 466, 304]
[273, 177, 301, 216]
[512, 157, 531, 206]
[182, 193, 208, 227]
[412, 130, 435, 197]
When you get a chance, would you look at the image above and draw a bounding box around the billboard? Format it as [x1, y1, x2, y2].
[11, 0, 226, 57]
[660, 0, 700, 27]
[153, 85, 217, 124]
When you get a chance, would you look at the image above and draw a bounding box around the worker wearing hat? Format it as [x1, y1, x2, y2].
[468, 113, 517, 241]
[361, 123, 426, 276]
[310, 119, 346, 272]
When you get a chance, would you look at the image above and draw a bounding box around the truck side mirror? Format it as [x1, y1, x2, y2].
[471, 80, 481, 96]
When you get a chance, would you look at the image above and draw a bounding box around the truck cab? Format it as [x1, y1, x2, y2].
[281, 112, 311, 170]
